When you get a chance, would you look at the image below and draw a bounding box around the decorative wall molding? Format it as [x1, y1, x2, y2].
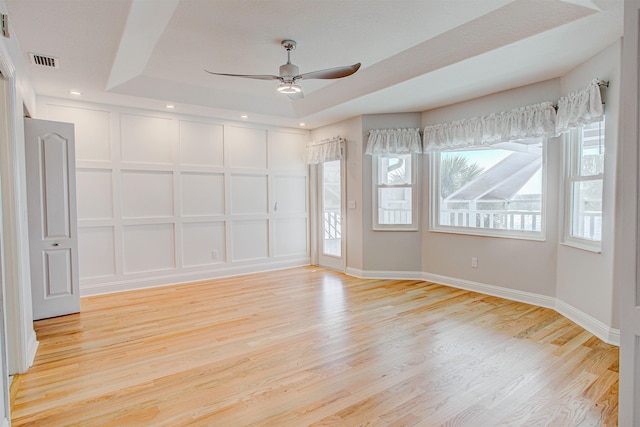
[40, 98, 311, 298]
[346, 268, 619, 346]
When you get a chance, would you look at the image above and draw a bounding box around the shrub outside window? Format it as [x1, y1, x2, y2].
[373, 154, 418, 230]
[564, 119, 605, 250]
[431, 138, 545, 239]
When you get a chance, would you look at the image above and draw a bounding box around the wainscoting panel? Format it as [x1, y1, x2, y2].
[78, 226, 115, 279]
[120, 113, 174, 164]
[179, 120, 224, 167]
[230, 174, 268, 215]
[121, 170, 174, 218]
[180, 172, 225, 216]
[45, 104, 111, 162]
[76, 168, 113, 220]
[181, 222, 226, 267]
[122, 223, 175, 274]
[231, 220, 269, 261]
[268, 130, 307, 172]
[273, 175, 307, 214]
[273, 217, 308, 257]
[225, 126, 267, 169]
[39, 98, 310, 295]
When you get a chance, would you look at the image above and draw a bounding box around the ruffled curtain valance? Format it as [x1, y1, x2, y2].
[556, 79, 604, 133]
[304, 136, 344, 164]
[423, 102, 557, 152]
[365, 128, 422, 155]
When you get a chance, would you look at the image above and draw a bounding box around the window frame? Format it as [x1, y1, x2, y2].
[562, 120, 605, 253]
[371, 153, 419, 231]
[429, 141, 547, 241]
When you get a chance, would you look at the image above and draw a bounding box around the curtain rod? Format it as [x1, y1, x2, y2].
[551, 79, 609, 111]
[308, 136, 343, 145]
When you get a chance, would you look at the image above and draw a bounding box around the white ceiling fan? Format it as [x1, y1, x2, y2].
[205, 40, 361, 100]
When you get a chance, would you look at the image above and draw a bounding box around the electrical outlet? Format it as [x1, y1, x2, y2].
[211, 251, 218, 260]
[471, 257, 478, 268]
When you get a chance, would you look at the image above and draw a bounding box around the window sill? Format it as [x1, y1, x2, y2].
[560, 240, 602, 254]
[373, 225, 419, 232]
[429, 226, 545, 241]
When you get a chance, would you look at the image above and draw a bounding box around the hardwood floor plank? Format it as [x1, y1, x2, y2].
[11, 267, 618, 426]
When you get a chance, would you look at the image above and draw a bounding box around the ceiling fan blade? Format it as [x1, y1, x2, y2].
[287, 90, 304, 101]
[297, 63, 361, 80]
[204, 70, 281, 81]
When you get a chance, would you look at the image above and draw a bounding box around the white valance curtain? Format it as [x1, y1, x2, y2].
[365, 128, 422, 155]
[423, 102, 557, 152]
[304, 136, 344, 164]
[556, 79, 604, 133]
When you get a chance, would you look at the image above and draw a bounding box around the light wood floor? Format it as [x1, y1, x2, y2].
[11, 267, 618, 426]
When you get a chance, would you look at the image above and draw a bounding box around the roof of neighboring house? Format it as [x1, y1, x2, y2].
[446, 151, 541, 202]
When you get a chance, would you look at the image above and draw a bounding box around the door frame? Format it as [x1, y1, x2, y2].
[316, 157, 346, 272]
[0, 42, 38, 377]
[618, 1, 640, 423]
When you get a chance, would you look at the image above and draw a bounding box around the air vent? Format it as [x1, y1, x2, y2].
[29, 53, 59, 68]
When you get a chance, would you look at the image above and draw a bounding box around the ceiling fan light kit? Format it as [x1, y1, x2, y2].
[205, 39, 361, 100]
[277, 82, 302, 94]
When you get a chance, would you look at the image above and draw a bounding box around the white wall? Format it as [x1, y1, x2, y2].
[421, 79, 561, 298]
[362, 113, 422, 274]
[311, 44, 622, 342]
[311, 113, 424, 276]
[38, 98, 310, 295]
[556, 40, 621, 330]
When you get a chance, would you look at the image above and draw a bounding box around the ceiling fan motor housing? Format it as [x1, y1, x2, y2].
[279, 63, 299, 81]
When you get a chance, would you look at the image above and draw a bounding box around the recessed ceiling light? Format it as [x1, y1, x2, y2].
[299, 122, 306, 126]
[240, 114, 248, 119]
[69, 90, 82, 96]
[165, 104, 175, 109]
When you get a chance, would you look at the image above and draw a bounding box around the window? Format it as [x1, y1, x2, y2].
[431, 138, 544, 239]
[564, 119, 604, 251]
[373, 154, 418, 230]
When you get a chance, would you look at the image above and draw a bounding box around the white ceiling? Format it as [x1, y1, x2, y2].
[3, 0, 623, 129]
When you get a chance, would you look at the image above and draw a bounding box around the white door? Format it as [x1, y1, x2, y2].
[619, 1, 640, 424]
[317, 159, 345, 271]
[25, 118, 80, 320]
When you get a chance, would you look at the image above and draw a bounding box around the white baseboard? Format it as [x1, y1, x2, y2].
[345, 267, 363, 277]
[345, 267, 423, 280]
[555, 299, 620, 346]
[80, 258, 310, 296]
[82, 262, 620, 347]
[25, 330, 39, 369]
[348, 268, 619, 346]
[421, 272, 556, 309]
[421, 271, 619, 345]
